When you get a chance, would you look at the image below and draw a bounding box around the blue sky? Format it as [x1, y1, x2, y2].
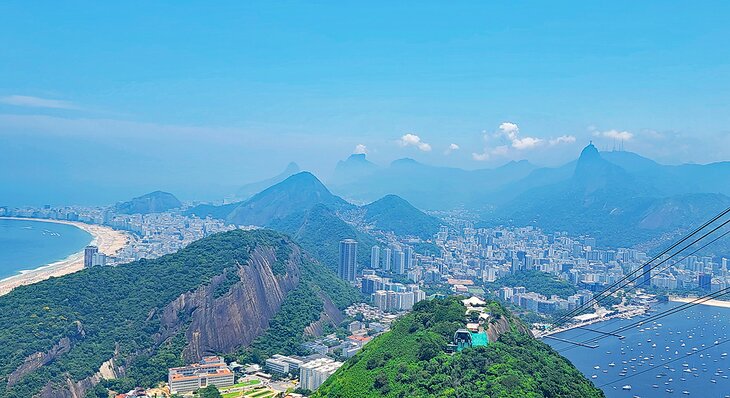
[2, 1, 729, 205]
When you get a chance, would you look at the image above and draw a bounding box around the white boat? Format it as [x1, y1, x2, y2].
[622, 385, 632, 390]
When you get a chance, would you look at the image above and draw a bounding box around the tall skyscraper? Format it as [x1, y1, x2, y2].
[338, 239, 358, 282]
[641, 263, 652, 286]
[698, 273, 712, 290]
[382, 248, 392, 272]
[394, 250, 406, 274]
[84, 245, 99, 268]
[404, 246, 414, 270]
[370, 246, 380, 269]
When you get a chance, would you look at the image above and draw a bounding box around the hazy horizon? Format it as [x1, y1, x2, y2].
[2, 2, 730, 206]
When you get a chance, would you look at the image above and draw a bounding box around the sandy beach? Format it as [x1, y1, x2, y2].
[670, 296, 730, 309]
[0, 217, 131, 296]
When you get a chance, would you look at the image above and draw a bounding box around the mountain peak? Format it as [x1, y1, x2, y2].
[113, 191, 181, 214]
[347, 153, 368, 161]
[285, 171, 324, 185]
[227, 171, 351, 226]
[579, 142, 600, 161]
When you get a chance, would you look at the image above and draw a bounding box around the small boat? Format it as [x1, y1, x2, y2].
[622, 385, 632, 390]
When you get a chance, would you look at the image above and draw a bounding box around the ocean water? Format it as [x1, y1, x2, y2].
[547, 302, 730, 397]
[0, 219, 92, 279]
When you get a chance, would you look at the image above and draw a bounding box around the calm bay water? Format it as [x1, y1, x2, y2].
[547, 302, 730, 398]
[0, 219, 92, 279]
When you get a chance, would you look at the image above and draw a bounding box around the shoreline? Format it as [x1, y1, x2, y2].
[0, 217, 131, 296]
[535, 306, 648, 338]
[670, 296, 730, 308]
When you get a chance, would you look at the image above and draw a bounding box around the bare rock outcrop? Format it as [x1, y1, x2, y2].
[304, 292, 344, 337]
[486, 314, 532, 343]
[155, 245, 302, 362]
[7, 321, 85, 388]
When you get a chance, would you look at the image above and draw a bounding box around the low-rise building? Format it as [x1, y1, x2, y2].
[168, 356, 234, 394]
[265, 354, 304, 377]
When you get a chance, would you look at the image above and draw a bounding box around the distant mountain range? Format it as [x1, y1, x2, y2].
[197, 145, 730, 252]
[326, 149, 730, 213]
[491, 143, 730, 249]
[186, 172, 441, 269]
[112, 191, 181, 214]
[328, 155, 538, 208]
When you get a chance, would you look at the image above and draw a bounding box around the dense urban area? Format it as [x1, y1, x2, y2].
[2, 197, 728, 398]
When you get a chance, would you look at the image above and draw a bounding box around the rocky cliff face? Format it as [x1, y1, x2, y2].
[38, 346, 125, 398]
[304, 292, 344, 337]
[36, 243, 308, 397]
[7, 321, 85, 388]
[156, 245, 302, 362]
[486, 314, 532, 343]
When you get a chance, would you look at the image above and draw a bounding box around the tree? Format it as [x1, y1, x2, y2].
[195, 385, 222, 398]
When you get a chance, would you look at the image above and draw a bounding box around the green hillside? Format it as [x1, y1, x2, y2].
[363, 194, 441, 239]
[314, 297, 604, 398]
[227, 172, 352, 226]
[0, 230, 358, 398]
[269, 204, 377, 271]
[113, 191, 182, 214]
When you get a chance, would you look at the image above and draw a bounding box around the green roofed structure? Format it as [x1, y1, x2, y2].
[470, 331, 488, 347]
[453, 329, 489, 352]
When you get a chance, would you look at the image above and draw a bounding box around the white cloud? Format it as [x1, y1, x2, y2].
[590, 127, 634, 141]
[549, 135, 576, 145]
[498, 122, 520, 140]
[600, 129, 633, 141]
[494, 121, 543, 150]
[353, 143, 368, 154]
[397, 133, 432, 151]
[444, 143, 460, 155]
[512, 136, 543, 150]
[472, 151, 490, 161]
[0, 95, 78, 110]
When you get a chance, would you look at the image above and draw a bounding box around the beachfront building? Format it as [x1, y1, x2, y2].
[83, 245, 98, 268]
[168, 356, 234, 394]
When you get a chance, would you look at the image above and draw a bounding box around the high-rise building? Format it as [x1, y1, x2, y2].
[393, 250, 406, 274]
[404, 246, 414, 270]
[370, 246, 380, 269]
[699, 273, 712, 290]
[338, 239, 358, 282]
[299, 358, 343, 391]
[382, 248, 392, 272]
[372, 290, 388, 311]
[91, 253, 107, 267]
[84, 245, 99, 268]
[641, 263, 652, 286]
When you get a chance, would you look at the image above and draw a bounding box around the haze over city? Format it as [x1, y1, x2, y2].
[3, 2, 730, 205]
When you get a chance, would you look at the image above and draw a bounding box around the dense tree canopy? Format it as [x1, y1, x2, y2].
[314, 297, 604, 398]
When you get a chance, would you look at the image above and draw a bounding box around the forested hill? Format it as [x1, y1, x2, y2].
[0, 229, 359, 398]
[362, 194, 441, 239]
[314, 297, 604, 398]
